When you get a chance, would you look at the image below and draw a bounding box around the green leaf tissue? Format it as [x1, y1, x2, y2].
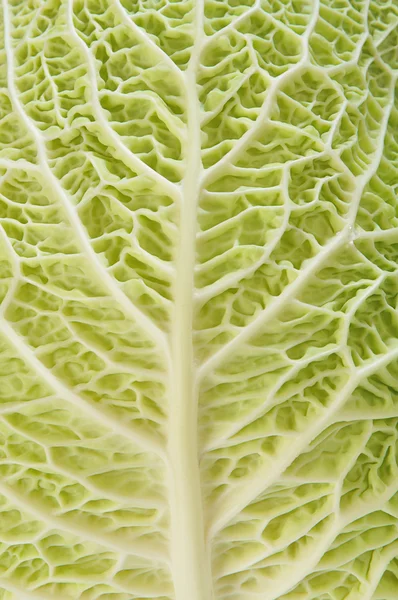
[0, 0, 397, 598]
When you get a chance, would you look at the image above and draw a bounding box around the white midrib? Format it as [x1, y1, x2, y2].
[168, 3, 213, 599]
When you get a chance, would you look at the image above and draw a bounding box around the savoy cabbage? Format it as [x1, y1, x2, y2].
[0, 0, 398, 598]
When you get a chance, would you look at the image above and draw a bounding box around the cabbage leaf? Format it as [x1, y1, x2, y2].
[0, 0, 398, 598]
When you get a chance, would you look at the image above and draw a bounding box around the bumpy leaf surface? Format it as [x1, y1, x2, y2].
[0, 0, 397, 598]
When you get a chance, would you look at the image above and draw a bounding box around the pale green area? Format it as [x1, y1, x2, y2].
[0, 0, 397, 598]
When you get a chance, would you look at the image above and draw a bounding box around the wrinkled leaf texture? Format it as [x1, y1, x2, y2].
[0, 0, 398, 599]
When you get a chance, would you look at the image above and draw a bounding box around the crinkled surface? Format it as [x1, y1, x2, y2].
[0, 0, 397, 598]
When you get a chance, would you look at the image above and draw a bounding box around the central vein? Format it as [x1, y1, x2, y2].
[168, 2, 214, 599]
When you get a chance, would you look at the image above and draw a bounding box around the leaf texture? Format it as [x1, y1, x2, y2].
[0, 0, 397, 599]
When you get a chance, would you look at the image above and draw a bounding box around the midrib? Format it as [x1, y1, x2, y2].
[168, 2, 213, 599]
